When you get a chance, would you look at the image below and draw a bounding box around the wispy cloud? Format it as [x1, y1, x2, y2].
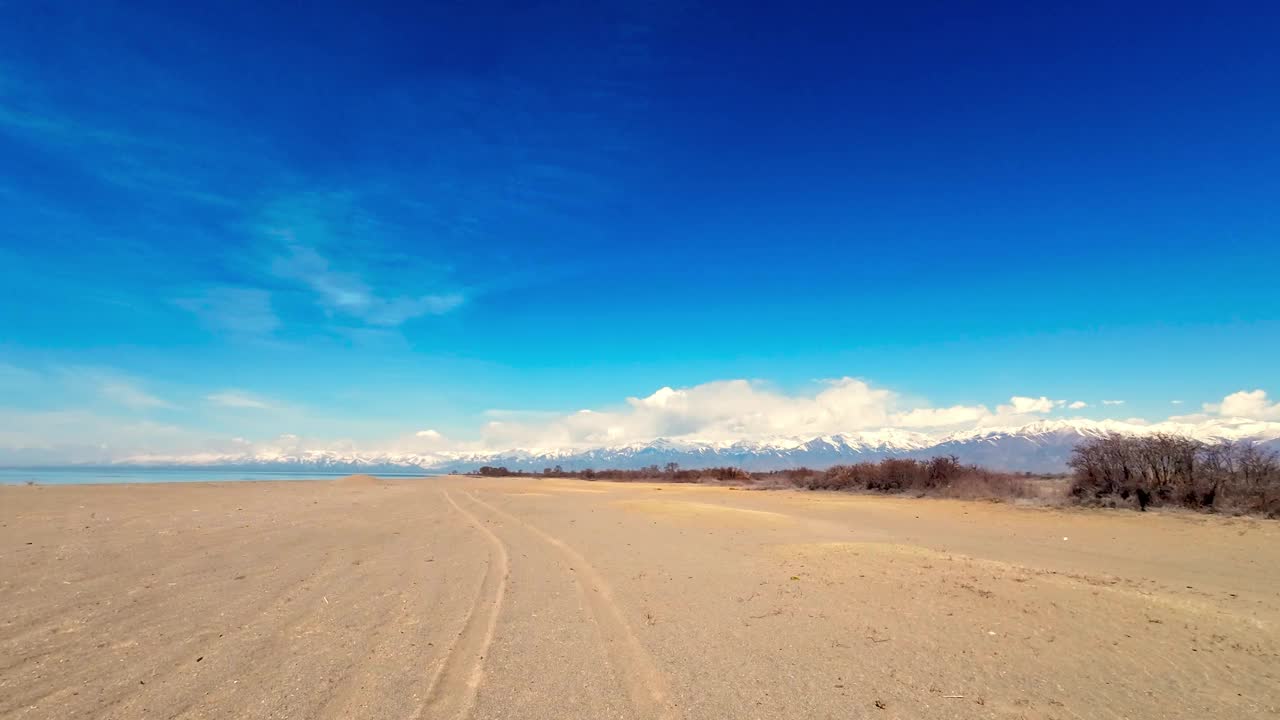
[261, 195, 467, 327]
[206, 390, 274, 410]
[1102, 399, 1125, 406]
[1067, 400, 1089, 409]
[0, 101, 153, 153]
[482, 409, 566, 420]
[98, 379, 174, 410]
[0, 362, 42, 389]
[0, 64, 251, 207]
[272, 240, 463, 325]
[0, 408, 203, 464]
[175, 287, 280, 337]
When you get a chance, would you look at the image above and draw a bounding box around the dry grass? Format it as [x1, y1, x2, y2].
[476, 456, 1044, 503]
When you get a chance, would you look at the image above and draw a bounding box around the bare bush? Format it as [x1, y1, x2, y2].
[1069, 434, 1280, 516]
[795, 456, 1035, 500]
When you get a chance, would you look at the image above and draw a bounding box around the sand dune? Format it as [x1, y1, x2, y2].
[2, 476, 1278, 719]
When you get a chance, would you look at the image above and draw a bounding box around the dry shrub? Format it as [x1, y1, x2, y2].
[472, 457, 1045, 504]
[488, 463, 749, 484]
[1069, 434, 1280, 516]
[785, 456, 1035, 501]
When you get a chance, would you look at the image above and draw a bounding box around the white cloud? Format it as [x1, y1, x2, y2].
[474, 382, 1067, 449]
[479, 378, 898, 449]
[1001, 396, 1055, 414]
[408, 428, 451, 451]
[1205, 389, 1280, 421]
[206, 390, 273, 409]
[1171, 400, 1183, 405]
[1102, 399, 1125, 406]
[892, 405, 990, 428]
[8, 362, 1277, 465]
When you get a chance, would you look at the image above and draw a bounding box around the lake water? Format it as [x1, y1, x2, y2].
[0, 467, 439, 485]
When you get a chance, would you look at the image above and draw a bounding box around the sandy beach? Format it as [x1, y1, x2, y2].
[2, 475, 1278, 719]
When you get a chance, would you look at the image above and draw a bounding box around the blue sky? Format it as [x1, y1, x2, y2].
[1, 2, 1278, 461]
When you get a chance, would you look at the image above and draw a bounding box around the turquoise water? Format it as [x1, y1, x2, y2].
[0, 467, 437, 485]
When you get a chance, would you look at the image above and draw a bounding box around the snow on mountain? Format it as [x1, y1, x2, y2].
[113, 417, 1280, 474]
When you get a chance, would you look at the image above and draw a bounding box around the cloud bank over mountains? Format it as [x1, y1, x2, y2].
[1206, 390, 1280, 421]
[476, 379, 1082, 452]
[2, 366, 1278, 471]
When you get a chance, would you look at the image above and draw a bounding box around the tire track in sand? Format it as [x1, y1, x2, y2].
[415, 490, 510, 720]
[463, 490, 679, 720]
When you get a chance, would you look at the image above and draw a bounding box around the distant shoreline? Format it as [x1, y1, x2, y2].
[0, 467, 442, 486]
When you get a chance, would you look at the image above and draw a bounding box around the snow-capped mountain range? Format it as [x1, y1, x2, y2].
[119, 417, 1280, 474]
